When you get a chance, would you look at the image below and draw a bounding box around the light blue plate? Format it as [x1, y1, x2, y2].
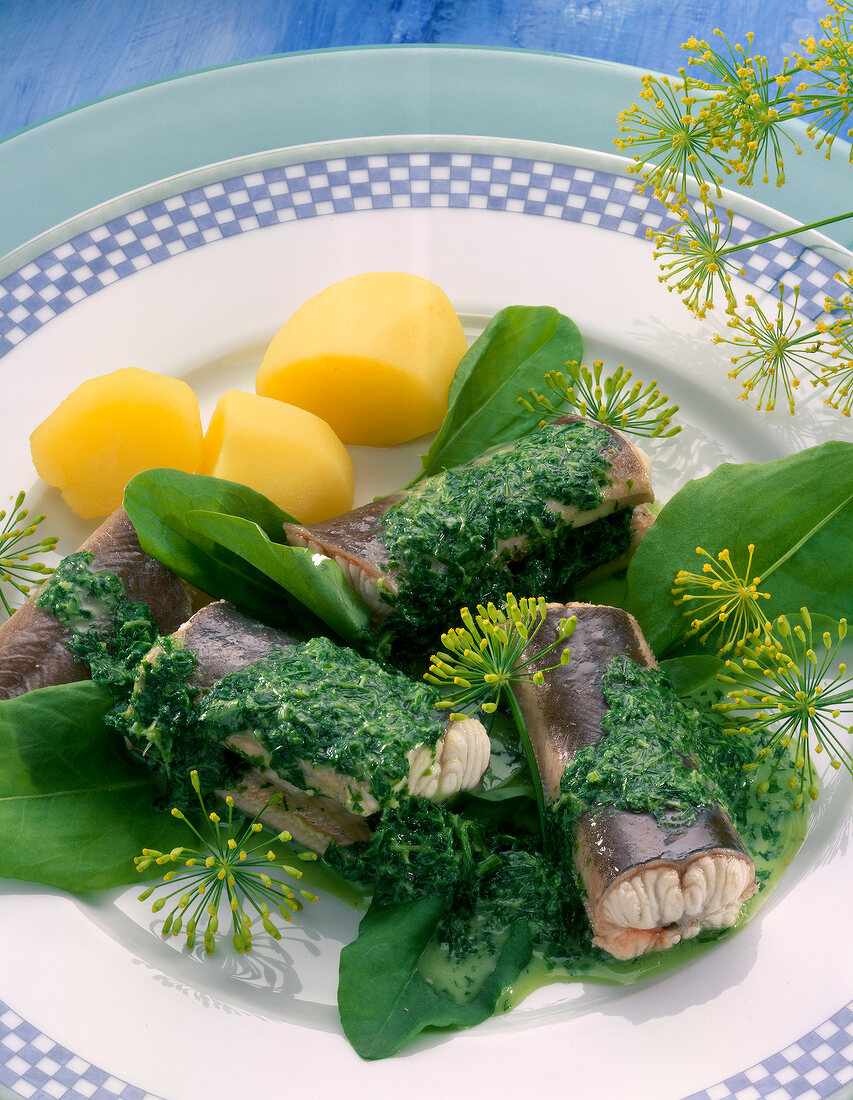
[0, 48, 851, 1100]
[0, 46, 851, 262]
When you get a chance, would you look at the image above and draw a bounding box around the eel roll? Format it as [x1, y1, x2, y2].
[512, 603, 756, 961]
[285, 416, 653, 641]
[125, 601, 490, 853]
[0, 507, 189, 700]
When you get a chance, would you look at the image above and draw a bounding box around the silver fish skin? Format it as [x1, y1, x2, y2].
[513, 602, 757, 961]
[284, 416, 654, 624]
[0, 507, 189, 700]
[167, 599, 300, 690]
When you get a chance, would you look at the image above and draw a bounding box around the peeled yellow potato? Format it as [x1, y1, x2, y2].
[30, 367, 203, 519]
[198, 389, 354, 523]
[255, 271, 468, 446]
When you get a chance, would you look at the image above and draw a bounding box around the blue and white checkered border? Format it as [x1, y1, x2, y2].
[0, 999, 163, 1100]
[0, 150, 850, 1100]
[0, 151, 846, 359]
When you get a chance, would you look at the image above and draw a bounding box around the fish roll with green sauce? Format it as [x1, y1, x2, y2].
[197, 635, 490, 827]
[513, 603, 757, 960]
[285, 416, 654, 646]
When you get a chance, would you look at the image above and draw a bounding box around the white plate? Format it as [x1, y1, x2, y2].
[1, 133, 852, 1100]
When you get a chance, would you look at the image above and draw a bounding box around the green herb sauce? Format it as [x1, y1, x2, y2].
[198, 636, 445, 808]
[117, 636, 242, 807]
[34, 549, 163, 700]
[378, 421, 633, 646]
[552, 655, 754, 835]
[65, 598, 161, 699]
[35, 550, 126, 628]
[33, 548, 238, 806]
[331, 659, 807, 1006]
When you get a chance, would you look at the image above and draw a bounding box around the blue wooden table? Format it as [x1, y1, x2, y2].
[0, 0, 825, 138]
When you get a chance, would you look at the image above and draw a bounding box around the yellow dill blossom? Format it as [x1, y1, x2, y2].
[682, 29, 804, 186]
[649, 198, 741, 317]
[714, 285, 827, 412]
[672, 543, 772, 654]
[819, 268, 853, 414]
[714, 611, 853, 808]
[612, 3, 853, 418]
[426, 594, 575, 716]
[426, 594, 576, 828]
[135, 770, 318, 955]
[615, 69, 729, 201]
[518, 360, 681, 438]
[0, 491, 58, 618]
[788, 0, 853, 163]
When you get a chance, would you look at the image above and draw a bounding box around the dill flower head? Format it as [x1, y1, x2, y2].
[425, 594, 576, 717]
[672, 543, 773, 655]
[714, 610, 853, 808]
[714, 285, 826, 412]
[788, 0, 853, 162]
[518, 360, 682, 439]
[683, 29, 803, 187]
[0, 491, 58, 617]
[426, 594, 577, 834]
[819, 268, 853, 415]
[615, 69, 728, 202]
[649, 198, 742, 318]
[135, 770, 318, 955]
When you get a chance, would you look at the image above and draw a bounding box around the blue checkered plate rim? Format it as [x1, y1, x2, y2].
[1, 136, 851, 1100]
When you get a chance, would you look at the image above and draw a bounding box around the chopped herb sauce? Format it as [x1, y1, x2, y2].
[33, 548, 238, 805]
[552, 655, 754, 834]
[35, 550, 126, 628]
[117, 635, 240, 807]
[378, 421, 633, 647]
[198, 636, 445, 807]
[327, 658, 806, 999]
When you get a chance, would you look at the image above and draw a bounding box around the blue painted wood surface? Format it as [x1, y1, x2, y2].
[0, 0, 830, 139]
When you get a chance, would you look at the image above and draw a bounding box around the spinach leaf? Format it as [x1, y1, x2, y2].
[660, 655, 726, 703]
[183, 510, 372, 644]
[411, 305, 582, 482]
[338, 895, 532, 1060]
[0, 681, 184, 892]
[626, 441, 853, 658]
[124, 469, 371, 642]
[124, 469, 295, 620]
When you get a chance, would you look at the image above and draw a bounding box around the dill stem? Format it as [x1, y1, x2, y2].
[506, 688, 548, 839]
[721, 209, 853, 257]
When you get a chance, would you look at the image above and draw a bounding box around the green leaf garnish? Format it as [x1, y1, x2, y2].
[411, 305, 582, 484]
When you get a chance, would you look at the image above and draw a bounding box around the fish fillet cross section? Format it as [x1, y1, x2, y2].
[284, 416, 653, 635]
[512, 603, 757, 960]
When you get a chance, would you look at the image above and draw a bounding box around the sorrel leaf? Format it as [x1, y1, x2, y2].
[412, 305, 582, 482]
[124, 469, 371, 641]
[626, 442, 853, 658]
[0, 681, 183, 892]
[338, 895, 532, 1060]
[183, 510, 372, 644]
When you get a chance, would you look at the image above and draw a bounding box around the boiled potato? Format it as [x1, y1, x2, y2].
[30, 367, 203, 519]
[255, 271, 468, 446]
[198, 389, 354, 523]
